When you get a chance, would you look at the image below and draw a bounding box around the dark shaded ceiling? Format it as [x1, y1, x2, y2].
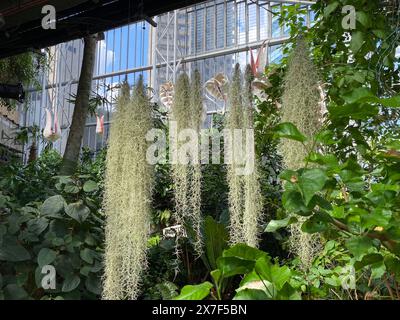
[0, 0, 204, 59]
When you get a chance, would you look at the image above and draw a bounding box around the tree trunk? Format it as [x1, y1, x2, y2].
[60, 34, 98, 175]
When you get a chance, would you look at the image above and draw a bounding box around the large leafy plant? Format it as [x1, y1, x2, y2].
[0, 164, 104, 300]
[174, 244, 300, 300]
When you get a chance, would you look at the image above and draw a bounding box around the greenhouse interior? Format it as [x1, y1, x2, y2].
[1, 0, 400, 304]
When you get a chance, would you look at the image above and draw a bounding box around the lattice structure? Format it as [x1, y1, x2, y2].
[22, 0, 315, 159]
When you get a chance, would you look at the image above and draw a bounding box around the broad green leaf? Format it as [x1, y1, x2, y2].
[217, 257, 256, 278]
[64, 184, 80, 194]
[273, 122, 307, 143]
[203, 216, 228, 270]
[62, 274, 81, 292]
[356, 11, 370, 28]
[80, 248, 97, 264]
[301, 216, 328, 234]
[354, 253, 383, 270]
[41, 195, 66, 216]
[265, 216, 297, 232]
[324, 1, 339, 17]
[173, 282, 213, 300]
[222, 243, 269, 262]
[282, 190, 310, 215]
[331, 205, 346, 219]
[27, 217, 49, 235]
[276, 283, 302, 300]
[342, 87, 400, 107]
[342, 87, 374, 104]
[255, 257, 291, 291]
[83, 180, 99, 193]
[371, 261, 386, 279]
[38, 248, 57, 267]
[350, 31, 365, 54]
[4, 284, 28, 300]
[233, 288, 270, 300]
[298, 168, 328, 205]
[361, 208, 392, 229]
[385, 256, 400, 282]
[345, 236, 375, 260]
[85, 274, 101, 295]
[210, 269, 221, 285]
[329, 103, 379, 120]
[65, 201, 90, 223]
[0, 235, 31, 262]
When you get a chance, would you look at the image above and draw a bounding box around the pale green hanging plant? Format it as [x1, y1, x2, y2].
[102, 77, 153, 300]
[242, 65, 263, 248]
[226, 64, 245, 245]
[226, 64, 263, 247]
[188, 70, 204, 255]
[170, 71, 204, 256]
[280, 37, 324, 270]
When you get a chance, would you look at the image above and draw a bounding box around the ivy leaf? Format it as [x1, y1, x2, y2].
[265, 216, 298, 232]
[83, 180, 99, 193]
[27, 217, 49, 235]
[255, 257, 291, 290]
[217, 244, 270, 278]
[345, 236, 374, 261]
[324, 1, 339, 17]
[80, 248, 97, 264]
[342, 87, 374, 104]
[350, 31, 365, 54]
[282, 190, 310, 215]
[173, 282, 213, 300]
[298, 169, 328, 205]
[64, 184, 80, 194]
[37, 248, 57, 268]
[0, 235, 31, 262]
[354, 253, 383, 270]
[62, 274, 81, 292]
[85, 274, 101, 295]
[301, 215, 329, 234]
[41, 195, 66, 217]
[356, 11, 370, 28]
[65, 201, 90, 223]
[273, 122, 307, 143]
[233, 288, 270, 300]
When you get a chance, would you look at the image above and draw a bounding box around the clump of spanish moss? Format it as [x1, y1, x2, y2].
[280, 37, 323, 270]
[102, 77, 153, 300]
[226, 65, 245, 245]
[170, 71, 204, 256]
[188, 70, 204, 255]
[226, 64, 263, 247]
[242, 65, 263, 247]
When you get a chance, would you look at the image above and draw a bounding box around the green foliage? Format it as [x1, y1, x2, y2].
[174, 244, 300, 300]
[102, 77, 154, 300]
[0, 52, 47, 107]
[0, 151, 104, 300]
[226, 64, 263, 247]
[173, 282, 213, 300]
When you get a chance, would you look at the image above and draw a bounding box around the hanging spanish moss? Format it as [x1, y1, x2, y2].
[242, 65, 263, 248]
[226, 64, 245, 245]
[280, 37, 323, 270]
[226, 64, 262, 247]
[171, 73, 190, 227]
[170, 71, 204, 256]
[102, 77, 153, 300]
[188, 70, 204, 255]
